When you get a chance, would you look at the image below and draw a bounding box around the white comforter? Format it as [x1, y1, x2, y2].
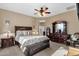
[15, 35, 49, 47]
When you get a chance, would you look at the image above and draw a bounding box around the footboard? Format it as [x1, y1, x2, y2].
[24, 40, 49, 56]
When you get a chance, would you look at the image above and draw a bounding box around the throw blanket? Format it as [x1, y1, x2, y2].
[15, 35, 49, 47]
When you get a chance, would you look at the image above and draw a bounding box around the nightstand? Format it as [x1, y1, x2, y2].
[1, 36, 15, 48]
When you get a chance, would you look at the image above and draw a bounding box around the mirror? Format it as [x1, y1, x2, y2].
[53, 21, 67, 34]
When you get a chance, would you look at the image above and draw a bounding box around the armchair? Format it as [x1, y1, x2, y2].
[66, 33, 79, 47]
[65, 47, 79, 56]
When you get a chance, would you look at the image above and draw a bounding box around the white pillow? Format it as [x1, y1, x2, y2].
[16, 30, 32, 36]
[71, 34, 77, 41]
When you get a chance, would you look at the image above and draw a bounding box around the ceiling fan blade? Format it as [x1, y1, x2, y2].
[45, 7, 48, 10]
[45, 12, 51, 14]
[34, 9, 39, 11]
[34, 13, 38, 15]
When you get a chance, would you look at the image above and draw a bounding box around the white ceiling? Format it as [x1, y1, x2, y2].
[0, 3, 76, 18]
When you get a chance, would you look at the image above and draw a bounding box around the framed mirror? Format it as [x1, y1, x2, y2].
[52, 21, 67, 34]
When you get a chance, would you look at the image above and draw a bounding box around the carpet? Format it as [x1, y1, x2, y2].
[0, 41, 68, 56]
[0, 46, 24, 56]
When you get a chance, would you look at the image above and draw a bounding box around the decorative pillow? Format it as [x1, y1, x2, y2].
[16, 30, 32, 36]
[16, 31, 23, 36]
[71, 34, 78, 41]
[27, 31, 32, 35]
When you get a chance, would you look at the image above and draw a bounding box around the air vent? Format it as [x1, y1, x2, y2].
[39, 20, 46, 23]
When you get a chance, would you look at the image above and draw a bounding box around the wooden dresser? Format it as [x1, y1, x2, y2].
[47, 33, 68, 43]
[1, 36, 15, 48]
[50, 21, 68, 44]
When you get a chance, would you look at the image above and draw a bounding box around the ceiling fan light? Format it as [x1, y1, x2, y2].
[34, 9, 38, 11]
[45, 7, 48, 10]
[41, 7, 43, 9]
[34, 6, 51, 17]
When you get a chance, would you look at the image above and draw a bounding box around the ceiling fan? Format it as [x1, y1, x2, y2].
[34, 6, 51, 16]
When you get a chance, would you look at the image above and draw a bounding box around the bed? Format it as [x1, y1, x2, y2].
[15, 26, 49, 56]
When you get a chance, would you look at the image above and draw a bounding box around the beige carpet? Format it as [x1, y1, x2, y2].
[0, 41, 68, 56]
[0, 46, 25, 56]
[34, 41, 68, 56]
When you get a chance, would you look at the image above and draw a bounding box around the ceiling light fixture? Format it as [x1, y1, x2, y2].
[34, 6, 51, 16]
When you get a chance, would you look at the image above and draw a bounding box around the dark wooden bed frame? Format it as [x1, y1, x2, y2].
[15, 26, 50, 56]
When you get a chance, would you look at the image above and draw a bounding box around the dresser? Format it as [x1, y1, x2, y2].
[1, 36, 15, 48]
[50, 21, 68, 44]
[47, 33, 68, 43]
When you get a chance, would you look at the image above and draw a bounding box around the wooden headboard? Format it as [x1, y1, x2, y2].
[15, 26, 32, 35]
